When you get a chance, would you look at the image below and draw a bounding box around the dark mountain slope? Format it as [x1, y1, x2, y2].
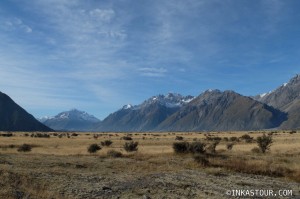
[158, 90, 286, 131]
[96, 93, 194, 132]
[0, 92, 52, 132]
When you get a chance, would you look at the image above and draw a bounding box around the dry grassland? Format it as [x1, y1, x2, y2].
[0, 131, 299, 198]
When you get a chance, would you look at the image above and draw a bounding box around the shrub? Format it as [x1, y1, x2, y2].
[101, 140, 113, 147]
[107, 150, 122, 158]
[226, 143, 235, 150]
[189, 142, 206, 154]
[88, 144, 101, 153]
[256, 134, 273, 153]
[251, 147, 261, 153]
[71, 133, 79, 136]
[229, 136, 238, 142]
[173, 142, 190, 154]
[124, 141, 138, 152]
[31, 133, 50, 138]
[206, 140, 220, 153]
[17, 144, 32, 152]
[0, 133, 13, 137]
[175, 136, 184, 141]
[194, 154, 209, 166]
[122, 136, 132, 141]
[240, 134, 253, 143]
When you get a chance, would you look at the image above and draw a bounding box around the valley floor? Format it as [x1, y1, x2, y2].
[0, 131, 299, 198]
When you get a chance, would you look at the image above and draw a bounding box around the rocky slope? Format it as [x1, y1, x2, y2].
[158, 90, 286, 131]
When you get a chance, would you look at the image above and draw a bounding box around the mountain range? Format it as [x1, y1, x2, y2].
[2, 74, 300, 132]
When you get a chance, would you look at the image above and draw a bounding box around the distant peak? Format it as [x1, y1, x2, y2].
[203, 89, 221, 94]
[289, 74, 300, 84]
[122, 104, 133, 109]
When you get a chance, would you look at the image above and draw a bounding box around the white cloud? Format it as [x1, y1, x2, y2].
[89, 9, 115, 22]
[2, 17, 32, 33]
[138, 67, 168, 77]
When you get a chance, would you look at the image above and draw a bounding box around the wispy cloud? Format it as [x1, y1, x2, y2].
[2, 17, 32, 33]
[138, 67, 168, 77]
[0, 0, 298, 118]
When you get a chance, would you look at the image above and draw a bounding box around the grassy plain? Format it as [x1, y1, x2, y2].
[0, 131, 299, 198]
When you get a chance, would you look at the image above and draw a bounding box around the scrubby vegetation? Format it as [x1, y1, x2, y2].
[17, 144, 32, 152]
[124, 141, 138, 152]
[107, 150, 123, 158]
[256, 134, 273, 153]
[101, 140, 113, 147]
[173, 142, 190, 153]
[87, 144, 101, 153]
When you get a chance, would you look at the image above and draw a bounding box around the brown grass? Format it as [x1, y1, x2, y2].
[0, 130, 299, 198]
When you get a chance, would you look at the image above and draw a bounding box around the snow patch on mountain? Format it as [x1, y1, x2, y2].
[40, 109, 100, 123]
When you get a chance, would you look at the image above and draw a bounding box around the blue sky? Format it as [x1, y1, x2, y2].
[1, 0, 300, 119]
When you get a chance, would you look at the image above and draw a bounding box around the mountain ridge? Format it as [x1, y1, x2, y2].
[0, 91, 52, 132]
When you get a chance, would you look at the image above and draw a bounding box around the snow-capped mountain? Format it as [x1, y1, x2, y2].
[96, 93, 194, 132]
[254, 74, 300, 129]
[136, 93, 194, 109]
[158, 90, 286, 131]
[38, 116, 54, 123]
[41, 109, 100, 131]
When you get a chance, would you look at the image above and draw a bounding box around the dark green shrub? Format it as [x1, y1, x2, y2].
[124, 141, 138, 152]
[173, 142, 189, 153]
[107, 150, 122, 158]
[240, 134, 253, 142]
[226, 143, 234, 150]
[256, 134, 273, 153]
[122, 136, 132, 141]
[189, 142, 206, 154]
[101, 140, 113, 147]
[230, 137, 238, 142]
[175, 136, 184, 141]
[17, 144, 32, 152]
[206, 140, 220, 153]
[88, 144, 101, 153]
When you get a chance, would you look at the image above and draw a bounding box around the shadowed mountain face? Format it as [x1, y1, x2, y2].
[95, 93, 194, 132]
[157, 90, 287, 131]
[0, 92, 52, 132]
[254, 75, 300, 129]
[41, 109, 100, 131]
[95, 91, 287, 132]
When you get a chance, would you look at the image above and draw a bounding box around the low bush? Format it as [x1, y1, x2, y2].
[226, 143, 235, 150]
[189, 142, 206, 154]
[88, 144, 101, 153]
[173, 142, 190, 153]
[124, 141, 138, 152]
[175, 136, 184, 141]
[122, 136, 132, 141]
[101, 140, 113, 147]
[256, 134, 273, 153]
[31, 133, 50, 138]
[206, 140, 220, 153]
[107, 150, 122, 158]
[17, 144, 32, 152]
